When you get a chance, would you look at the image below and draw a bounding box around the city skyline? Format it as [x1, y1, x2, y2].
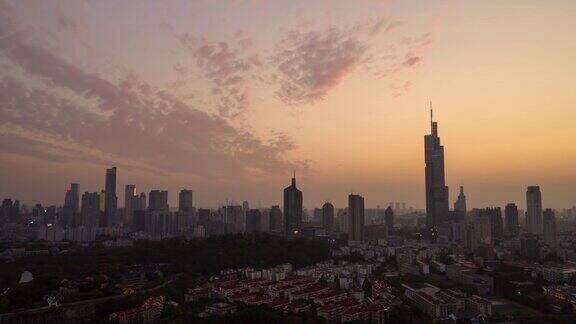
[1, 0, 576, 209]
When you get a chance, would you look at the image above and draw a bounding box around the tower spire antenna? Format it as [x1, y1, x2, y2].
[430, 101, 433, 130]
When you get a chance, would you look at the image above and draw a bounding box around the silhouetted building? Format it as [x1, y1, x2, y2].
[149, 190, 169, 212]
[81, 192, 100, 228]
[134, 192, 147, 211]
[321, 202, 334, 231]
[132, 210, 146, 232]
[384, 206, 394, 235]
[63, 183, 79, 226]
[124, 184, 136, 227]
[543, 208, 557, 248]
[504, 203, 520, 237]
[454, 186, 466, 214]
[1, 199, 20, 224]
[99, 190, 105, 212]
[179, 189, 193, 213]
[348, 194, 365, 242]
[424, 107, 449, 231]
[103, 167, 117, 227]
[197, 208, 211, 225]
[246, 209, 262, 233]
[283, 175, 303, 236]
[471, 207, 503, 245]
[526, 186, 542, 234]
[223, 205, 244, 234]
[270, 205, 283, 233]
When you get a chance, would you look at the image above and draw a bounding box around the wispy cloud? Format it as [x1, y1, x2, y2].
[0, 4, 309, 179]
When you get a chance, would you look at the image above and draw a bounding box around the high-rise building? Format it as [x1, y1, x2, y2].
[454, 186, 466, 214]
[149, 190, 169, 212]
[283, 174, 303, 236]
[471, 207, 503, 245]
[63, 183, 80, 226]
[348, 194, 365, 242]
[543, 208, 557, 248]
[526, 186, 543, 234]
[504, 203, 520, 237]
[223, 205, 244, 234]
[81, 192, 100, 228]
[270, 205, 283, 233]
[179, 189, 193, 213]
[99, 190, 105, 212]
[424, 107, 449, 231]
[133, 192, 147, 211]
[384, 206, 394, 235]
[321, 202, 334, 231]
[103, 167, 117, 227]
[124, 184, 136, 226]
[246, 209, 262, 233]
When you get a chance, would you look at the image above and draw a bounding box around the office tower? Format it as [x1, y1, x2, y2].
[313, 208, 322, 223]
[179, 189, 193, 213]
[283, 174, 303, 236]
[197, 208, 211, 225]
[348, 194, 365, 242]
[321, 202, 335, 231]
[242, 201, 249, 212]
[471, 208, 503, 245]
[223, 205, 244, 234]
[270, 205, 283, 232]
[81, 192, 100, 228]
[504, 203, 520, 237]
[0, 199, 18, 224]
[246, 209, 262, 233]
[149, 190, 169, 211]
[103, 167, 117, 227]
[526, 186, 543, 234]
[99, 190, 105, 212]
[124, 184, 136, 226]
[63, 183, 80, 213]
[543, 208, 557, 248]
[63, 183, 80, 226]
[454, 186, 466, 213]
[134, 192, 147, 211]
[385, 206, 394, 235]
[424, 107, 449, 230]
[260, 209, 271, 233]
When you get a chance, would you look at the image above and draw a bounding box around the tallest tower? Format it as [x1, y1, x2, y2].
[424, 104, 449, 231]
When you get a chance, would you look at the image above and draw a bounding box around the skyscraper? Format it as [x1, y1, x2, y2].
[348, 194, 365, 242]
[246, 209, 262, 233]
[424, 107, 449, 231]
[283, 174, 302, 236]
[81, 192, 100, 228]
[179, 189, 193, 213]
[504, 203, 519, 237]
[471, 207, 503, 245]
[103, 167, 117, 227]
[270, 205, 283, 233]
[384, 206, 394, 235]
[543, 208, 557, 248]
[454, 186, 466, 214]
[149, 190, 169, 211]
[321, 202, 334, 231]
[63, 183, 80, 226]
[526, 186, 542, 234]
[124, 184, 136, 226]
[134, 192, 147, 211]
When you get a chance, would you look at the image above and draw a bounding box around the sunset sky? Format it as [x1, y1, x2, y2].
[1, 0, 575, 210]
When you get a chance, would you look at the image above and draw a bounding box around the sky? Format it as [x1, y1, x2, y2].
[0, 0, 575, 210]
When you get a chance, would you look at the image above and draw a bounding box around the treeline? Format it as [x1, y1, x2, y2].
[1, 234, 330, 313]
